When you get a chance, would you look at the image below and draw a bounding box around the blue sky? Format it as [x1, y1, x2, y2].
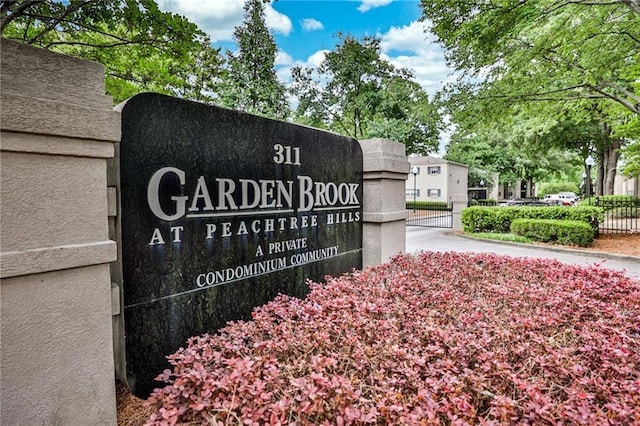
[156, 0, 454, 100]
[270, 1, 423, 59]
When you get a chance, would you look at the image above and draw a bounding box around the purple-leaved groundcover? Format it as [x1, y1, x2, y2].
[146, 252, 640, 425]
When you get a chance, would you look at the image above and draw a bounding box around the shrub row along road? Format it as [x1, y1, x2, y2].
[406, 227, 640, 280]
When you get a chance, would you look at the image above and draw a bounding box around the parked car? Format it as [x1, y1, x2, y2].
[558, 192, 578, 199]
[505, 198, 550, 207]
[543, 193, 576, 205]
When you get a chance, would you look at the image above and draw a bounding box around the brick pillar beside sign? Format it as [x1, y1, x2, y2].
[0, 39, 119, 424]
[359, 138, 410, 267]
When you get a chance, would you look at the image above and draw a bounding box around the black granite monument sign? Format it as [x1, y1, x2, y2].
[119, 93, 363, 396]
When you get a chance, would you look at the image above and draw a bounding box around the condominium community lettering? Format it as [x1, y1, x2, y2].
[195, 245, 339, 288]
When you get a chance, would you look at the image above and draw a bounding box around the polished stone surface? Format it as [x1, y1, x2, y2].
[120, 93, 362, 396]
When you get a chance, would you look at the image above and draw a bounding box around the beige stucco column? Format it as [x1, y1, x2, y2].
[0, 39, 119, 424]
[359, 138, 410, 267]
[451, 194, 468, 232]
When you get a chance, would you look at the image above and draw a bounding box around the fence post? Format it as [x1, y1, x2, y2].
[359, 138, 410, 267]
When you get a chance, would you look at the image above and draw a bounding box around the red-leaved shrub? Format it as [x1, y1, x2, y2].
[146, 252, 640, 425]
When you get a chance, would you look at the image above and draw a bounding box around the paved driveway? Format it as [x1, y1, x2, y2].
[406, 227, 640, 280]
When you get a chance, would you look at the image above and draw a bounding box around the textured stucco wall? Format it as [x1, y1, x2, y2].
[1, 266, 115, 424]
[406, 156, 469, 203]
[447, 162, 469, 203]
[359, 138, 410, 267]
[0, 39, 119, 424]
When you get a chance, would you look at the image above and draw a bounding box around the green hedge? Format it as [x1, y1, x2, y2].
[510, 219, 594, 247]
[406, 201, 450, 211]
[462, 206, 604, 234]
[578, 195, 640, 209]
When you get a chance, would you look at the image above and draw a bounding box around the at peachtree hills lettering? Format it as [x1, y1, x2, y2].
[147, 212, 361, 246]
[148, 214, 325, 246]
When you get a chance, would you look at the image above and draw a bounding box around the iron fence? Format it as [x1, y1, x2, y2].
[592, 196, 640, 234]
[406, 201, 453, 228]
[468, 199, 498, 207]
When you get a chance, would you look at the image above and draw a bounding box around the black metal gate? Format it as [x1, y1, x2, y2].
[406, 202, 453, 228]
[593, 197, 640, 234]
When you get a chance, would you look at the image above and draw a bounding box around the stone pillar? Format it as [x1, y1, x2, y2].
[451, 195, 468, 232]
[0, 39, 119, 425]
[359, 138, 410, 267]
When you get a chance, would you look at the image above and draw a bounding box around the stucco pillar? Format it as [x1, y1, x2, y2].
[451, 194, 468, 231]
[359, 138, 410, 267]
[0, 39, 119, 424]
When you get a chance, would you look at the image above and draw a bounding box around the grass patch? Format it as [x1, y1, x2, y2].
[465, 232, 533, 243]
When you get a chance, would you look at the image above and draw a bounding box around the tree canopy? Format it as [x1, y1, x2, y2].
[290, 34, 441, 154]
[422, 0, 640, 186]
[422, 0, 639, 117]
[3, 1, 442, 152]
[219, 0, 289, 119]
[1, 0, 224, 104]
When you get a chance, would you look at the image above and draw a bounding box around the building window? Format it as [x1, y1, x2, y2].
[427, 166, 441, 175]
[406, 189, 420, 197]
[410, 166, 421, 175]
[427, 189, 441, 197]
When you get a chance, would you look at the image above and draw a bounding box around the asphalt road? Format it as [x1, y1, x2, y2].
[406, 226, 640, 280]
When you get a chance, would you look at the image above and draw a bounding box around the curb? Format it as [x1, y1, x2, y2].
[449, 232, 640, 263]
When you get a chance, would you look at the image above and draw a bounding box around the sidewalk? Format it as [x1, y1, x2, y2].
[406, 227, 640, 280]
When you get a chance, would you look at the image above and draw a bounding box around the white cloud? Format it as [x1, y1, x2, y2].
[380, 20, 433, 54]
[157, 0, 292, 41]
[383, 52, 454, 98]
[265, 5, 293, 36]
[275, 50, 293, 66]
[156, 0, 243, 41]
[357, 0, 393, 13]
[305, 50, 330, 68]
[276, 49, 329, 85]
[276, 67, 292, 85]
[301, 18, 324, 32]
[378, 20, 454, 99]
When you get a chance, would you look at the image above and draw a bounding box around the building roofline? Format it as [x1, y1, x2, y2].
[408, 155, 468, 168]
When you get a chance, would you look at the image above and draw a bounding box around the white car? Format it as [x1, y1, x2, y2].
[544, 193, 576, 205]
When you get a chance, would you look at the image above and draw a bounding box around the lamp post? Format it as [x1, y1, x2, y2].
[411, 166, 419, 212]
[585, 156, 594, 204]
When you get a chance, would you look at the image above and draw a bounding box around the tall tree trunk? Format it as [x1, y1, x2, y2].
[603, 140, 620, 195]
[599, 123, 620, 196]
[602, 123, 621, 195]
[353, 108, 359, 138]
[595, 150, 604, 197]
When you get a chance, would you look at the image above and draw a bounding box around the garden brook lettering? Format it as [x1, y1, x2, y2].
[147, 167, 360, 221]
